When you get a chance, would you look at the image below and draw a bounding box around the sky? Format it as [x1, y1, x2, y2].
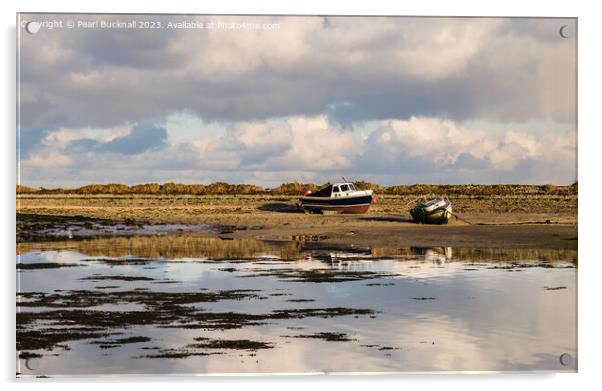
[17, 15, 577, 187]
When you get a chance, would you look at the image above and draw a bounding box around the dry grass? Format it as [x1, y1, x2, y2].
[17, 182, 578, 196]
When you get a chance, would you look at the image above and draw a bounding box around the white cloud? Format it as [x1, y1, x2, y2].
[22, 151, 72, 168]
[22, 115, 576, 187]
[19, 14, 579, 187]
[367, 117, 575, 175]
[266, 116, 360, 170]
[42, 128, 80, 148]
[371, 117, 495, 165]
[19, 15, 576, 130]
[185, 115, 360, 172]
[391, 18, 503, 79]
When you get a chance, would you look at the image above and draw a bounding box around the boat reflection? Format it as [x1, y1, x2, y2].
[411, 247, 453, 264]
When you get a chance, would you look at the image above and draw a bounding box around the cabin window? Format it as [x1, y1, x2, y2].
[333, 186, 340, 193]
[348, 184, 356, 191]
[340, 184, 349, 192]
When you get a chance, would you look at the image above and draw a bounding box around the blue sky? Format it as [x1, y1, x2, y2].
[18, 15, 577, 187]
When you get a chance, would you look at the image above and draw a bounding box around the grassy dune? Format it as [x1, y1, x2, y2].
[17, 182, 578, 196]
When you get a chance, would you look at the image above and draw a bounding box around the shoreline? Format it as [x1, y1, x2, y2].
[16, 193, 577, 249]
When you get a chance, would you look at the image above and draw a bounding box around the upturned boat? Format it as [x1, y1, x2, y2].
[298, 182, 373, 214]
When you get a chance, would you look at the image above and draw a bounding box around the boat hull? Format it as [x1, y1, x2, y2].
[410, 202, 453, 224]
[299, 194, 373, 214]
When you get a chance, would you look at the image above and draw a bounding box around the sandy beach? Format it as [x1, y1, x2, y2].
[16, 193, 577, 249]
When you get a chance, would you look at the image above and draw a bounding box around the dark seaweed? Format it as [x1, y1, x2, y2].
[141, 351, 222, 359]
[90, 336, 152, 347]
[189, 338, 273, 350]
[85, 258, 154, 265]
[79, 275, 155, 282]
[17, 328, 111, 351]
[17, 289, 263, 309]
[18, 351, 43, 359]
[488, 263, 574, 270]
[17, 283, 375, 352]
[284, 332, 355, 342]
[17, 263, 83, 270]
[238, 268, 400, 283]
[17, 214, 122, 242]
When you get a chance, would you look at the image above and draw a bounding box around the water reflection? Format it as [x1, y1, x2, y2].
[16, 235, 577, 376]
[411, 247, 453, 264]
[17, 234, 578, 263]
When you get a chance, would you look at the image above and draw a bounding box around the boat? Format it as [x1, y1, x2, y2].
[410, 197, 453, 224]
[298, 182, 373, 214]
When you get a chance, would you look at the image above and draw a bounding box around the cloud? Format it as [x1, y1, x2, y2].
[20, 127, 80, 167]
[19, 15, 576, 130]
[20, 122, 168, 176]
[21, 151, 72, 168]
[229, 116, 360, 171]
[184, 115, 360, 172]
[356, 117, 576, 184]
[69, 123, 168, 154]
[19, 115, 575, 187]
[17, 15, 577, 186]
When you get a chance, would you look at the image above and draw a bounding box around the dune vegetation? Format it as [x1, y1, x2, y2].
[16, 181, 578, 196]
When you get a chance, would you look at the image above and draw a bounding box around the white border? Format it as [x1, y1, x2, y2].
[3, 0, 600, 390]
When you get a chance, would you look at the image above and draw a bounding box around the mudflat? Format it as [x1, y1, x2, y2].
[16, 193, 577, 249]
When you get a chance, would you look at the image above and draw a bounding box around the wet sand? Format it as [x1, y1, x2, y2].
[17, 194, 577, 249]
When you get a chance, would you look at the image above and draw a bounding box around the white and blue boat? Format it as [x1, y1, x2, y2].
[298, 182, 373, 214]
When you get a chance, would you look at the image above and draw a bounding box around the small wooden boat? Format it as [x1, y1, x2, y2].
[299, 182, 373, 214]
[410, 197, 452, 224]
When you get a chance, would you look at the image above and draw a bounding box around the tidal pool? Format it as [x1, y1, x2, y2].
[16, 236, 577, 376]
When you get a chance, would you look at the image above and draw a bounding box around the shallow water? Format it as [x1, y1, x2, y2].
[16, 236, 577, 375]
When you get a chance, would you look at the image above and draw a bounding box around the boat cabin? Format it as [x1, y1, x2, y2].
[308, 182, 359, 198]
